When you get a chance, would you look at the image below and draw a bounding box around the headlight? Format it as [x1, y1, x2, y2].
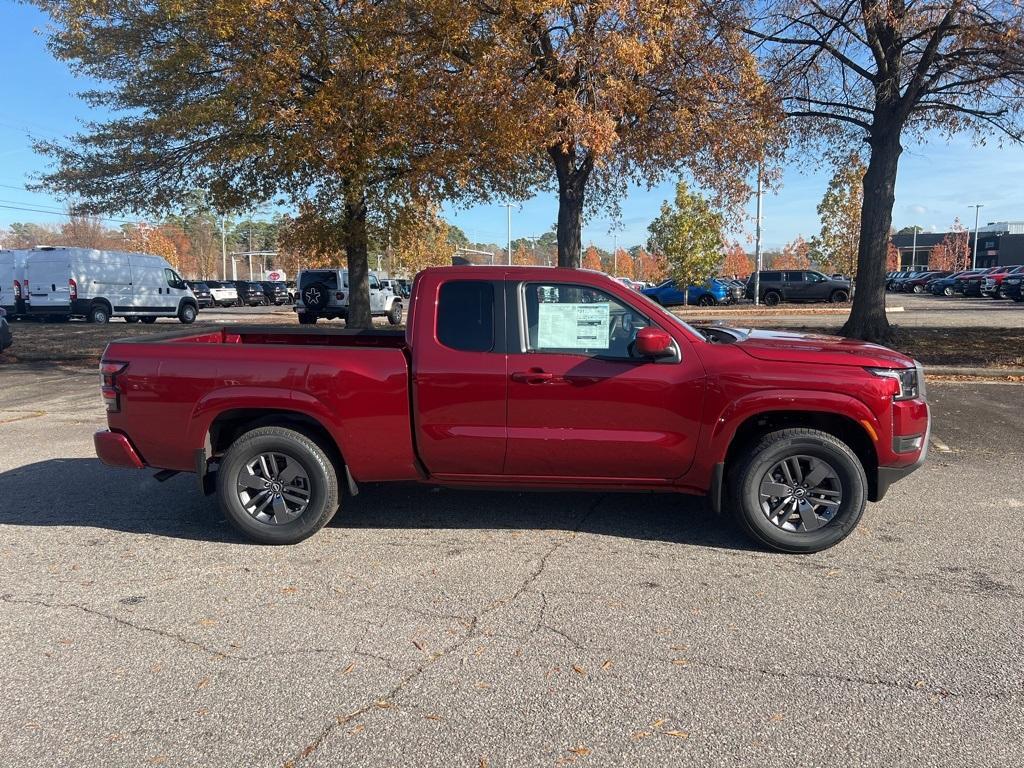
[868, 365, 921, 401]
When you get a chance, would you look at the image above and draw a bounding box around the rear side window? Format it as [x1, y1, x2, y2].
[300, 271, 339, 291]
[437, 281, 494, 352]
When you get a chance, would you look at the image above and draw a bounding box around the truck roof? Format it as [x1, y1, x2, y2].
[419, 265, 607, 280]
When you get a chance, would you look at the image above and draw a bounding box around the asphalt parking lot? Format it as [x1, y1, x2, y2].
[1, 366, 1022, 767]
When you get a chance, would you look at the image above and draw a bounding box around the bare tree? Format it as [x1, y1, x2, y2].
[746, 0, 1024, 341]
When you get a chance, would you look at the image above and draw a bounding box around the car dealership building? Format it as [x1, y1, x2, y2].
[891, 221, 1024, 270]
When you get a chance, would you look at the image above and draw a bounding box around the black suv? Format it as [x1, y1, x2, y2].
[233, 280, 269, 306]
[259, 281, 290, 305]
[746, 270, 852, 305]
[187, 281, 214, 308]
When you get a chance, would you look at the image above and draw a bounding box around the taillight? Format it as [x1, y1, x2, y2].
[69, 278, 78, 301]
[100, 360, 128, 412]
[13, 280, 20, 299]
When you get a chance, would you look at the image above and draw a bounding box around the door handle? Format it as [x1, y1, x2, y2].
[511, 370, 557, 384]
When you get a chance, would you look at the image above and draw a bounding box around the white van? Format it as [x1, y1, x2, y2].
[24, 247, 199, 324]
[0, 249, 30, 317]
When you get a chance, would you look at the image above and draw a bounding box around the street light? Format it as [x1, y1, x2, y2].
[968, 204, 984, 269]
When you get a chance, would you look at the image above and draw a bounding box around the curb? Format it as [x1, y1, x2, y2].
[924, 365, 1024, 377]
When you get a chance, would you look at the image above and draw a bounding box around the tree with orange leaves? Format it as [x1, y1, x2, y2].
[720, 242, 752, 278]
[771, 236, 811, 271]
[931, 219, 970, 272]
[887, 241, 901, 272]
[582, 246, 604, 272]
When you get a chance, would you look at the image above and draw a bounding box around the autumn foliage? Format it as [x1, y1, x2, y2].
[719, 242, 752, 278]
[929, 219, 970, 272]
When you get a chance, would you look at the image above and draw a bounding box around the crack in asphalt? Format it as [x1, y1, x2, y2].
[0, 594, 365, 663]
[282, 497, 606, 767]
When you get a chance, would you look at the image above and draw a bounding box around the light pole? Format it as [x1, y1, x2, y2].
[968, 204, 984, 269]
[753, 163, 763, 306]
[503, 203, 513, 265]
[911, 226, 917, 269]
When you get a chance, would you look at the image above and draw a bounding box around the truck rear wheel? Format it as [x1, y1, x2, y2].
[727, 428, 866, 553]
[216, 426, 339, 544]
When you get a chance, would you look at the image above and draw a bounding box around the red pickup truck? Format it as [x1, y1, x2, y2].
[94, 266, 929, 553]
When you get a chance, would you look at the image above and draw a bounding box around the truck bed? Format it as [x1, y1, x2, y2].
[102, 324, 419, 481]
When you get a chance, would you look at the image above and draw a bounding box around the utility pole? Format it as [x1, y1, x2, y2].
[969, 204, 984, 269]
[613, 234, 618, 275]
[504, 204, 513, 265]
[911, 226, 917, 270]
[220, 214, 227, 280]
[753, 164, 763, 306]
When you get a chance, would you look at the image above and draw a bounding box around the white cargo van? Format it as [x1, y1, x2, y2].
[24, 247, 199, 324]
[0, 249, 29, 317]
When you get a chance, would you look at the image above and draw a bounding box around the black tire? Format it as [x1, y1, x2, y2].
[912, 284, 924, 294]
[89, 303, 110, 324]
[727, 428, 867, 554]
[387, 302, 404, 325]
[216, 426, 339, 544]
[943, 286, 954, 297]
[178, 302, 198, 324]
[298, 313, 318, 325]
[763, 291, 781, 306]
[830, 289, 850, 303]
[697, 294, 716, 307]
[124, 316, 140, 324]
[141, 316, 158, 324]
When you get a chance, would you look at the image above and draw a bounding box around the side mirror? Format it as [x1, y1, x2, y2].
[635, 326, 674, 359]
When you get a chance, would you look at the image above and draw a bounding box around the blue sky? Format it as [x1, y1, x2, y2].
[2, 3, 1022, 251]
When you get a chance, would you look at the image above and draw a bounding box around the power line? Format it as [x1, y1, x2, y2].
[0, 202, 141, 225]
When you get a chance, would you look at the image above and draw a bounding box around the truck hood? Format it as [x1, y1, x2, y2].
[722, 327, 914, 368]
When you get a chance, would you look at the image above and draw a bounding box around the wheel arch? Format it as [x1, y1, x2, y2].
[722, 409, 879, 501]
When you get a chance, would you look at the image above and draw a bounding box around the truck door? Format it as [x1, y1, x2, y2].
[503, 280, 704, 481]
[411, 278, 508, 476]
[26, 252, 71, 314]
[130, 257, 166, 310]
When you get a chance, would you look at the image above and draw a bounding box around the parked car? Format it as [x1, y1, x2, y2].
[260, 280, 291, 305]
[1002, 273, 1023, 302]
[0, 249, 30, 317]
[22, 246, 197, 324]
[642, 278, 733, 307]
[952, 267, 1000, 296]
[898, 271, 951, 293]
[232, 280, 269, 306]
[187, 282, 214, 309]
[203, 281, 239, 307]
[928, 270, 979, 296]
[615, 276, 643, 291]
[295, 268, 403, 325]
[982, 265, 1024, 298]
[285, 280, 298, 303]
[745, 270, 852, 305]
[94, 266, 930, 554]
[0, 307, 12, 352]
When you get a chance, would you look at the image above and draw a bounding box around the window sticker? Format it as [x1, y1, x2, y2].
[537, 302, 610, 349]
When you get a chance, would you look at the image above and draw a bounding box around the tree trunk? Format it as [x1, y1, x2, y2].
[840, 129, 903, 344]
[343, 186, 372, 329]
[550, 146, 593, 268]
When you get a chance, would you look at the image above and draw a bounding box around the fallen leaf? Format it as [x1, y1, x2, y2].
[601, 659, 613, 671]
[652, 719, 668, 729]
[195, 677, 209, 690]
[424, 714, 444, 722]
[473, 681, 491, 690]
[568, 745, 591, 756]
[663, 730, 689, 739]
[375, 700, 392, 708]
[281, 586, 298, 594]
[769, 713, 785, 722]
[340, 663, 355, 675]
[671, 658, 689, 667]
[199, 619, 217, 627]
[479, 758, 489, 768]
[413, 639, 426, 652]
[572, 665, 586, 676]
[631, 731, 651, 740]
[147, 757, 167, 765]
[349, 724, 365, 735]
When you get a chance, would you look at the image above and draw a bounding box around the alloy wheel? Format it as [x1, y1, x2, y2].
[235, 452, 312, 525]
[758, 454, 843, 532]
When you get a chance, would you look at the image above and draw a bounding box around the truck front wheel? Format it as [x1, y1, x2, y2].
[216, 426, 339, 544]
[727, 428, 866, 553]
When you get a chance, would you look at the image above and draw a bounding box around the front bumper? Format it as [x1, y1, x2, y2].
[94, 430, 145, 469]
[874, 400, 930, 501]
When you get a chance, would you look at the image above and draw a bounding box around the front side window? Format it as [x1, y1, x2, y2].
[523, 283, 651, 359]
[785, 271, 805, 282]
[437, 281, 494, 352]
[165, 268, 186, 289]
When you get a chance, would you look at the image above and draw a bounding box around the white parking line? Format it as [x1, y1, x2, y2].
[930, 435, 953, 453]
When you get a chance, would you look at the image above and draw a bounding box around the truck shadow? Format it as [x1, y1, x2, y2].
[0, 459, 753, 551]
